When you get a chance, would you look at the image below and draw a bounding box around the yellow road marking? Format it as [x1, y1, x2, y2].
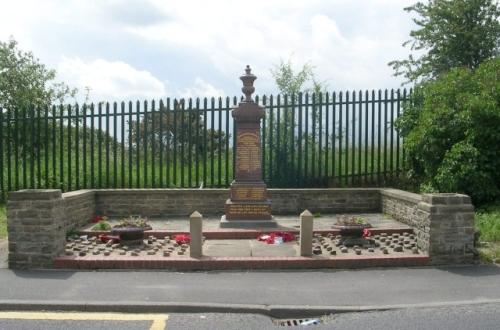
[0, 311, 168, 330]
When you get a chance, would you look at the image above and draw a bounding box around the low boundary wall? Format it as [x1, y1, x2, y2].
[7, 188, 475, 268]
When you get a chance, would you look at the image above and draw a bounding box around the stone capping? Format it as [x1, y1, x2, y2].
[93, 188, 380, 193]
[62, 189, 95, 201]
[422, 193, 471, 205]
[380, 188, 421, 204]
[8, 189, 62, 200]
[94, 188, 228, 194]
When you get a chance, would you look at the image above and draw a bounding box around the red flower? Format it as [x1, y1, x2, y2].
[257, 231, 296, 244]
[98, 234, 120, 243]
[362, 228, 371, 238]
[91, 215, 106, 223]
[175, 234, 191, 245]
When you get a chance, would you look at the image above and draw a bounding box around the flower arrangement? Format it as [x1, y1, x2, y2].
[174, 234, 191, 245]
[257, 231, 296, 244]
[335, 215, 369, 227]
[113, 216, 151, 230]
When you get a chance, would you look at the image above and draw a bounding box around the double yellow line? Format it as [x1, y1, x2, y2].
[0, 312, 168, 330]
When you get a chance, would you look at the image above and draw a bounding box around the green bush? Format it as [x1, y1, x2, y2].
[475, 203, 500, 242]
[91, 221, 111, 231]
[397, 58, 500, 205]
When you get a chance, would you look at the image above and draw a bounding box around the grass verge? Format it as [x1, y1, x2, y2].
[0, 204, 6, 239]
[475, 202, 500, 264]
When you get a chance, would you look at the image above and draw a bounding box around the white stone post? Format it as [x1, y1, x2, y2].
[300, 209, 313, 257]
[190, 211, 203, 258]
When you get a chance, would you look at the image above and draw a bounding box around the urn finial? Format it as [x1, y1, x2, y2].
[240, 65, 256, 102]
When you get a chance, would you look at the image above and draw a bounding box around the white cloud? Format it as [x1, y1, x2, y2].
[1, 0, 418, 99]
[128, 0, 416, 92]
[57, 57, 167, 102]
[178, 77, 225, 99]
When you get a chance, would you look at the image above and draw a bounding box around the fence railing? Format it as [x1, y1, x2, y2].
[0, 88, 412, 199]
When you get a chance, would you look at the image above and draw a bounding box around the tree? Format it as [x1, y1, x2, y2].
[130, 99, 228, 161]
[397, 58, 500, 205]
[271, 59, 315, 96]
[389, 0, 500, 84]
[269, 58, 328, 186]
[0, 38, 76, 112]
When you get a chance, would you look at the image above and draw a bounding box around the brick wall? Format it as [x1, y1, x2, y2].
[95, 188, 380, 217]
[381, 189, 429, 252]
[421, 193, 475, 264]
[7, 188, 475, 268]
[269, 188, 380, 214]
[95, 189, 229, 217]
[7, 190, 66, 269]
[381, 189, 475, 264]
[7, 189, 96, 269]
[62, 190, 95, 232]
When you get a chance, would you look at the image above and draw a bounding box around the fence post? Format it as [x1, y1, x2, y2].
[190, 211, 203, 258]
[300, 209, 313, 257]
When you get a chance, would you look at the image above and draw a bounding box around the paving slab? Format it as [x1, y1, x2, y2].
[83, 213, 409, 233]
[250, 240, 298, 257]
[204, 240, 251, 257]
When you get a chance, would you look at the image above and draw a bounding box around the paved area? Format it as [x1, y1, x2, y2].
[65, 231, 418, 258]
[82, 213, 410, 232]
[0, 239, 7, 269]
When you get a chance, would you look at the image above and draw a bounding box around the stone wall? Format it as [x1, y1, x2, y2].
[381, 189, 429, 252]
[62, 190, 95, 233]
[7, 189, 96, 269]
[7, 188, 475, 268]
[7, 190, 66, 269]
[95, 188, 380, 217]
[269, 189, 380, 215]
[94, 189, 229, 217]
[381, 189, 475, 264]
[421, 193, 475, 264]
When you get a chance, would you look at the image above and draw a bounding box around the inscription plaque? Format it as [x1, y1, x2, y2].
[233, 187, 265, 200]
[236, 132, 261, 173]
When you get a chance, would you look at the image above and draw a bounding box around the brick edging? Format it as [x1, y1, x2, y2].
[54, 254, 429, 270]
[79, 228, 413, 239]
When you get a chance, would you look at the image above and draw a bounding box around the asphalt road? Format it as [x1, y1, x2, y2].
[1, 303, 500, 330]
[1, 266, 500, 313]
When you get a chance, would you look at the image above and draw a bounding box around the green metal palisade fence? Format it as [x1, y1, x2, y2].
[0, 89, 412, 199]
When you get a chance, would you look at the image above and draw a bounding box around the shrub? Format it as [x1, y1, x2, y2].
[397, 58, 500, 205]
[91, 221, 111, 231]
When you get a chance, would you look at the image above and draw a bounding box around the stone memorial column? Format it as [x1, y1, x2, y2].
[220, 66, 275, 228]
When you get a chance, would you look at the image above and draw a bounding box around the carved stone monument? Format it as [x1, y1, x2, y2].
[220, 65, 275, 228]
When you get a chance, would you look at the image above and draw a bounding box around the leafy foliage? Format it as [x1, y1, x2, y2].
[130, 100, 228, 160]
[389, 0, 500, 84]
[397, 58, 500, 205]
[269, 58, 328, 186]
[475, 203, 500, 242]
[91, 221, 112, 231]
[0, 38, 76, 111]
[0, 204, 5, 238]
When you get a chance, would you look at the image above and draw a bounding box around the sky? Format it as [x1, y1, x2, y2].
[0, 0, 417, 103]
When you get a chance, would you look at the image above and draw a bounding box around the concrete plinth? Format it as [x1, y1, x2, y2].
[220, 215, 277, 228]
